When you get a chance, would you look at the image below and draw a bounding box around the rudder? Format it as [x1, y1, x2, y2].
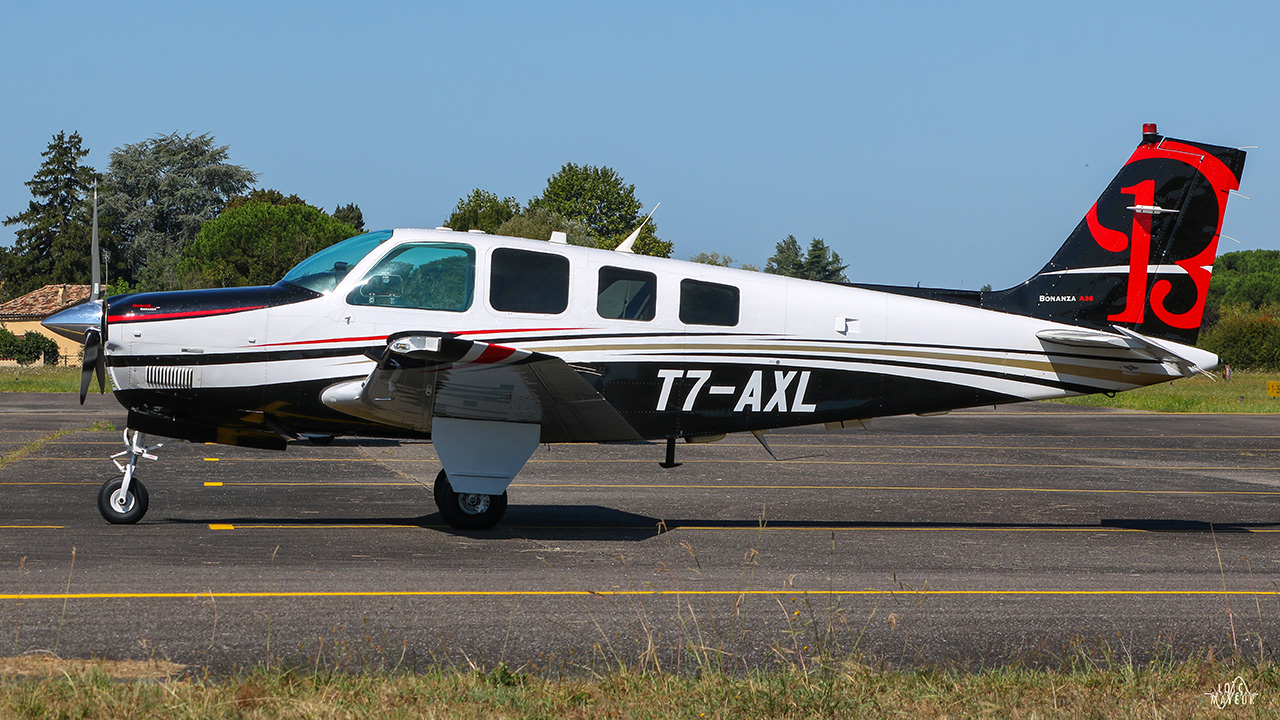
[983, 124, 1246, 346]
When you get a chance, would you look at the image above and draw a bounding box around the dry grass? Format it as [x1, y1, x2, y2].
[0, 653, 183, 680]
[0, 657, 1273, 719]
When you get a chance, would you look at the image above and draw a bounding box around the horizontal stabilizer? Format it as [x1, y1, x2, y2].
[1035, 328, 1131, 349]
[1111, 325, 1217, 379]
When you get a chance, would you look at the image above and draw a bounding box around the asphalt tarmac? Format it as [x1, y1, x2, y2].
[1, 392, 1279, 673]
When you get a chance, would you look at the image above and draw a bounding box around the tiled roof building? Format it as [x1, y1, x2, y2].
[0, 284, 91, 321]
[0, 284, 92, 365]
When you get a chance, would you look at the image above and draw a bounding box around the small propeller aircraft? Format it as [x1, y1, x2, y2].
[44, 124, 1246, 529]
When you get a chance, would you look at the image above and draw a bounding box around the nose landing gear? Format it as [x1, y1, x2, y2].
[99, 430, 164, 524]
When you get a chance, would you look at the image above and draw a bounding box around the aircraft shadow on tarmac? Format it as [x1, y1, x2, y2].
[165, 509, 1280, 540]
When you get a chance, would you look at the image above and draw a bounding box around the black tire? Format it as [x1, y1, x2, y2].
[433, 469, 507, 530]
[97, 477, 149, 524]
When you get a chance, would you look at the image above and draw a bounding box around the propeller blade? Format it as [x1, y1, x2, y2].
[95, 297, 107, 393]
[80, 328, 101, 405]
[90, 185, 100, 302]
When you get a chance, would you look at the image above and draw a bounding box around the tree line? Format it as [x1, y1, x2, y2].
[0, 131, 366, 299]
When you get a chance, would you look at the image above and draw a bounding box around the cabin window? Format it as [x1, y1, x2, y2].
[597, 266, 656, 321]
[346, 242, 475, 311]
[679, 279, 739, 326]
[490, 248, 570, 314]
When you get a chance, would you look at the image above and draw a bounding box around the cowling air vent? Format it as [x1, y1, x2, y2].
[145, 366, 195, 389]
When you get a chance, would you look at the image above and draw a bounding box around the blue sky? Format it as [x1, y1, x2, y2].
[2, 1, 1276, 289]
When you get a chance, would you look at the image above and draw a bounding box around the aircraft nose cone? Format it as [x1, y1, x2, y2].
[42, 299, 103, 343]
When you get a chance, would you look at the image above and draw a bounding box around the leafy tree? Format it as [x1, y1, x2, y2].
[690, 251, 735, 267]
[495, 206, 595, 247]
[0, 327, 58, 365]
[22, 331, 59, 366]
[0, 327, 17, 359]
[1203, 250, 1280, 328]
[530, 164, 671, 257]
[0, 131, 106, 300]
[331, 203, 365, 233]
[446, 189, 520, 233]
[764, 235, 847, 282]
[1199, 304, 1280, 371]
[690, 252, 758, 272]
[226, 189, 306, 211]
[102, 132, 257, 291]
[179, 202, 358, 288]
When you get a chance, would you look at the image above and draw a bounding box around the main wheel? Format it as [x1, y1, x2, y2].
[433, 470, 507, 530]
[97, 477, 149, 524]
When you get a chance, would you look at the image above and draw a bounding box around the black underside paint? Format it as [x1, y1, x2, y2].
[114, 361, 1025, 450]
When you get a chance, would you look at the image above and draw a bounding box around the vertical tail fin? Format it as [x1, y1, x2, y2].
[984, 124, 1246, 345]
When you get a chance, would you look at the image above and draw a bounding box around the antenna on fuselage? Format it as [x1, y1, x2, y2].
[614, 202, 660, 254]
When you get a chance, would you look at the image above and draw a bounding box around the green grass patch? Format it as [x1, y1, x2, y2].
[0, 656, 1274, 718]
[1049, 369, 1280, 413]
[0, 365, 80, 393]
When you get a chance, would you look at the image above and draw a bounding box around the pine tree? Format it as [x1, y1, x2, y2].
[764, 235, 847, 282]
[802, 238, 848, 283]
[0, 131, 100, 300]
[331, 203, 365, 233]
[764, 235, 805, 277]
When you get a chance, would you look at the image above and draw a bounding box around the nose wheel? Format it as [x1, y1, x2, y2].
[97, 476, 149, 524]
[433, 470, 507, 530]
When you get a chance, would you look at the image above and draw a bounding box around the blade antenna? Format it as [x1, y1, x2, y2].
[614, 202, 660, 254]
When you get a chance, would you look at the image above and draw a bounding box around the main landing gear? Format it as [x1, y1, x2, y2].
[433, 470, 507, 530]
[99, 430, 164, 524]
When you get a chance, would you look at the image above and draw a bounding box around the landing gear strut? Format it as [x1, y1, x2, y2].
[433, 470, 507, 530]
[99, 430, 163, 524]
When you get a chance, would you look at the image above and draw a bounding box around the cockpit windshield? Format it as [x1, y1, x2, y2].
[280, 230, 394, 293]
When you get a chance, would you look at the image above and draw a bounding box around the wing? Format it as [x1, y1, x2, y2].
[320, 332, 642, 443]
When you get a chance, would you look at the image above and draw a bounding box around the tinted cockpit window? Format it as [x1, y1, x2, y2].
[490, 248, 570, 314]
[597, 266, 656, 321]
[679, 279, 739, 326]
[282, 230, 394, 293]
[346, 243, 475, 311]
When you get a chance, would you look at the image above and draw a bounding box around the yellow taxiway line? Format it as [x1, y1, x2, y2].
[199, 522, 1280, 533]
[1, 588, 1278, 601]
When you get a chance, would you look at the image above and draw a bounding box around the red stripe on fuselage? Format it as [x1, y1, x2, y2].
[108, 305, 267, 323]
[250, 335, 389, 348]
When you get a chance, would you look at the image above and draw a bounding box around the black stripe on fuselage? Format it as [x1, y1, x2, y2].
[658, 350, 1112, 395]
[107, 345, 378, 368]
[470, 330, 1166, 367]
